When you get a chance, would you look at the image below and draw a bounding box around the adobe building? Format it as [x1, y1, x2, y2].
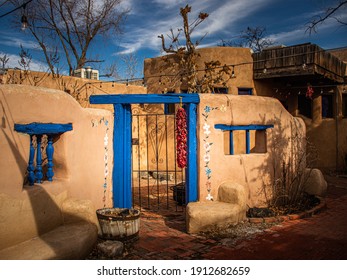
[253, 44, 347, 172]
[144, 44, 347, 173]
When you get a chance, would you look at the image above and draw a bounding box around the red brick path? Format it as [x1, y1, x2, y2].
[124, 175, 347, 260]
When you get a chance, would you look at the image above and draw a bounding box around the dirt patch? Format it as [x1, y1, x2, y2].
[200, 221, 277, 247]
[247, 194, 321, 218]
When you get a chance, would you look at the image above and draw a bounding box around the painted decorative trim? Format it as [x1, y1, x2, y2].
[201, 105, 226, 201]
[92, 117, 109, 207]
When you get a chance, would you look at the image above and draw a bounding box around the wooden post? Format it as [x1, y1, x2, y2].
[27, 135, 36, 186]
[46, 135, 54, 181]
[35, 135, 43, 183]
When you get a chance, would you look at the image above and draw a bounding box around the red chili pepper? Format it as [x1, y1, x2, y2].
[176, 107, 187, 168]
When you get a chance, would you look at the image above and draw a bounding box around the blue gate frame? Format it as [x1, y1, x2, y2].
[90, 94, 200, 208]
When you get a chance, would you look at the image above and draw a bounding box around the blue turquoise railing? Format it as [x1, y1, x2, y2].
[14, 123, 73, 185]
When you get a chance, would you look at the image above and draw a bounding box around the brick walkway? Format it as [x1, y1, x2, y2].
[123, 175, 347, 260]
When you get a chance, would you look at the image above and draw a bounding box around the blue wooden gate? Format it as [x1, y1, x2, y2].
[89, 94, 200, 208]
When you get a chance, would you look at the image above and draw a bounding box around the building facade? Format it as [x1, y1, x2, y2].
[144, 44, 347, 172]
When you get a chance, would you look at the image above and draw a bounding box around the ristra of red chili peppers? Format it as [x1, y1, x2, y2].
[306, 85, 314, 99]
[176, 106, 187, 168]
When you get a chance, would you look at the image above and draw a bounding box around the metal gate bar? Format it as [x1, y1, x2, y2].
[132, 111, 185, 212]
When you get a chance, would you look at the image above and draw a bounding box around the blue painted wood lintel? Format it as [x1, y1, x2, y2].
[90, 93, 200, 105]
[14, 122, 73, 135]
[214, 124, 274, 131]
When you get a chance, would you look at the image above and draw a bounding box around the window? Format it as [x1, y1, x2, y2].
[238, 88, 253, 95]
[298, 95, 312, 118]
[343, 94, 347, 118]
[322, 94, 333, 118]
[215, 124, 273, 155]
[213, 87, 228, 94]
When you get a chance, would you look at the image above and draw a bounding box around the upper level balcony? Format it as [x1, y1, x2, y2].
[253, 43, 346, 83]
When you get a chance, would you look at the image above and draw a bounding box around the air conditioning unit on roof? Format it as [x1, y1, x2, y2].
[73, 66, 99, 80]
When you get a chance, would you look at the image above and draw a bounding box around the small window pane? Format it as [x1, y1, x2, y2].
[238, 88, 252, 95]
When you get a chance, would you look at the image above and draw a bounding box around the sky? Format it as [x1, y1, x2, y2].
[0, 0, 346, 79]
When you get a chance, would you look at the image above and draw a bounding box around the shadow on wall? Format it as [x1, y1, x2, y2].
[1, 99, 28, 174]
[249, 111, 312, 209]
[0, 95, 97, 259]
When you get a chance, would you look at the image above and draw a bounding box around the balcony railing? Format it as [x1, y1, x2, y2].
[14, 122, 73, 185]
[253, 43, 346, 83]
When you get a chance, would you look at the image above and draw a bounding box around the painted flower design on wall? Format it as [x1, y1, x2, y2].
[219, 104, 227, 112]
[201, 104, 227, 200]
[92, 117, 109, 207]
[202, 105, 217, 201]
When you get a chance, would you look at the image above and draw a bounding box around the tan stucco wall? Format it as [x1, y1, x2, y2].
[0, 84, 113, 250]
[197, 94, 306, 207]
[255, 80, 347, 172]
[144, 47, 254, 94]
[302, 117, 347, 172]
[0, 69, 147, 111]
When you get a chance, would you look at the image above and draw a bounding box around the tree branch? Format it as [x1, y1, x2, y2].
[306, 0, 347, 34]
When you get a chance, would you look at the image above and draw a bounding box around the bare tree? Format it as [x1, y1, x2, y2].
[306, 0, 347, 33]
[122, 53, 139, 80]
[158, 4, 232, 93]
[9, 0, 129, 76]
[99, 53, 140, 80]
[0, 54, 10, 69]
[158, 5, 208, 93]
[18, 44, 32, 71]
[220, 26, 274, 53]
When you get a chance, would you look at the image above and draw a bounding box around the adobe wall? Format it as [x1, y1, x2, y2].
[255, 79, 347, 172]
[144, 47, 254, 94]
[0, 69, 147, 111]
[0, 84, 113, 250]
[197, 94, 306, 207]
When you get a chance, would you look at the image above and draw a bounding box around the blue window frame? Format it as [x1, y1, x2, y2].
[215, 124, 273, 155]
[238, 88, 253, 95]
[213, 87, 228, 94]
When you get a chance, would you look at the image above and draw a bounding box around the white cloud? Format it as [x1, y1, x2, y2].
[0, 33, 39, 50]
[151, 0, 187, 8]
[0, 52, 49, 72]
[114, 0, 275, 55]
[267, 15, 347, 45]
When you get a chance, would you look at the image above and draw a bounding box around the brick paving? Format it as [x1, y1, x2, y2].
[122, 175, 347, 260]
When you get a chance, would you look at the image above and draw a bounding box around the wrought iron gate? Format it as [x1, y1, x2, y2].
[132, 107, 185, 211]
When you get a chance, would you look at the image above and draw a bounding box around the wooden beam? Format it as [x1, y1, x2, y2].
[215, 124, 274, 131]
[90, 93, 200, 105]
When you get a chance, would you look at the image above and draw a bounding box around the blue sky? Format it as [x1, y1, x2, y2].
[0, 0, 346, 79]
